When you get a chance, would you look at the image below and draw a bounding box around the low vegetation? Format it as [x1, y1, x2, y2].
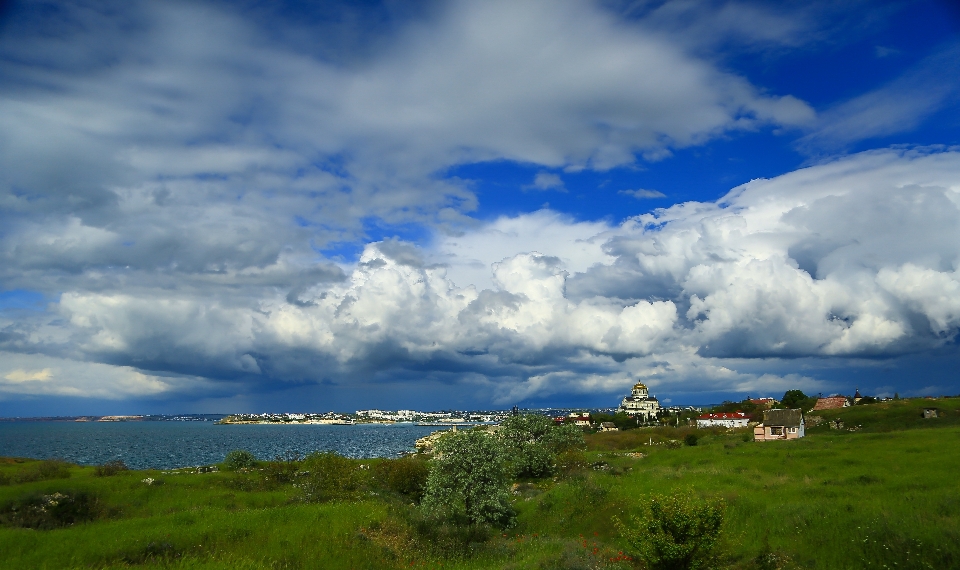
[0, 397, 958, 569]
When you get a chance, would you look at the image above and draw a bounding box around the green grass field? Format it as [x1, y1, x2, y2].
[1, 397, 958, 569]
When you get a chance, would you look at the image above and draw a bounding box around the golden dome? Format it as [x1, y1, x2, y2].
[633, 382, 647, 390]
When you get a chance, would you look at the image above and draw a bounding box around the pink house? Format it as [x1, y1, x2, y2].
[754, 409, 805, 441]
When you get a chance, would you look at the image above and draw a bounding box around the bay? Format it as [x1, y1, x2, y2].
[0, 421, 444, 470]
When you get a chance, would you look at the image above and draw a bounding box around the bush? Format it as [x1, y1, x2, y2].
[373, 455, 430, 501]
[615, 491, 725, 570]
[0, 491, 100, 529]
[94, 460, 129, 477]
[684, 434, 699, 446]
[299, 452, 366, 502]
[223, 449, 258, 470]
[258, 453, 302, 487]
[421, 429, 514, 528]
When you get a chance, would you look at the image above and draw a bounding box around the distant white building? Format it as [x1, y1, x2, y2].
[696, 412, 749, 429]
[620, 382, 660, 420]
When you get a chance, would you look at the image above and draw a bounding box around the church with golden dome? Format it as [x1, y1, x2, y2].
[619, 381, 660, 420]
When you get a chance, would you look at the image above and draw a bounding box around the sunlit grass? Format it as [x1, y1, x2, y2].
[1, 398, 959, 568]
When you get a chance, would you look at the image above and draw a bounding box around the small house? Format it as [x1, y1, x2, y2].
[922, 408, 939, 419]
[599, 422, 619, 432]
[754, 409, 805, 441]
[696, 412, 749, 429]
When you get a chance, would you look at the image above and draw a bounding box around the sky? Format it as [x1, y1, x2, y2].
[1, 0, 960, 416]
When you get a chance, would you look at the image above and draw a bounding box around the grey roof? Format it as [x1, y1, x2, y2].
[763, 408, 803, 427]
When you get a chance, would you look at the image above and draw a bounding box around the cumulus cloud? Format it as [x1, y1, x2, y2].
[4, 148, 958, 404]
[2, 1, 957, 407]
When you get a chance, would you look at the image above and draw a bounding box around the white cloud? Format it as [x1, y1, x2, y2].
[620, 188, 667, 199]
[0, 353, 205, 399]
[799, 42, 960, 151]
[529, 172, 565, 191]
[4, 368, 53, 383]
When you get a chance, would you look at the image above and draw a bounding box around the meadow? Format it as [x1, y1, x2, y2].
[1, 397, 958, 569]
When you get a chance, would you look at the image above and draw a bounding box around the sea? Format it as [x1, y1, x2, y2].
[0, 416, 444, 470]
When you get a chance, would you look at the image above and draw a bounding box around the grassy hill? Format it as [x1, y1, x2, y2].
[1, 398, 958, 569]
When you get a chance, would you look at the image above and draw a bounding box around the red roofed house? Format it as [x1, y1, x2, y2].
[812, 396, 850, 411]
[696, 412, 749, 429]
[567, 412, 591, 427]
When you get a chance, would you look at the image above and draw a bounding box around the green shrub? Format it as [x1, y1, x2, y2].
[373, 455, 430, 501]
[14, 459, 71, 483]
[685, 434, 699, 446]
[299, 452, 365, 502]
[94, 460, 129, 477]
[223, 449, 258, 470]
[615, 491, 725, 570]
[421, 429, 514, 528]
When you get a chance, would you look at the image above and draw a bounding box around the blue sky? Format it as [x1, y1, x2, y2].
[1, 0, 960, 416]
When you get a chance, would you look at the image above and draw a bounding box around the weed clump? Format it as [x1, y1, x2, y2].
[13, 459, 72, 483]
[94, 460, 129, 477]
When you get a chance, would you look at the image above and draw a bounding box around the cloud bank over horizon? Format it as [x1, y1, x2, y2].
[2, 0, 959, 412]
[4, 148, 960, 408]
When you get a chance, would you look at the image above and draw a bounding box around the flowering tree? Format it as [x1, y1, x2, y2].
[420, 429, 514, 527]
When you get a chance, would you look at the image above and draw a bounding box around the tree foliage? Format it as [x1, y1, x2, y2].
[779, 390, 816, 410]
[497, 414, 584, 478]
[421, 429, 514, 527]
[616, 492, 725, 570]
[591, 411, 642, 430]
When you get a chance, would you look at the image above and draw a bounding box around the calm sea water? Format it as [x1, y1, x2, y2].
[0, 421, 444, 470]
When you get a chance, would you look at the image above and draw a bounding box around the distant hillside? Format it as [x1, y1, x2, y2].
[805, 396, 960, 433]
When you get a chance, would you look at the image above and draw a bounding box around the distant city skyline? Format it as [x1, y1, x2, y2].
[2, 0, 960, 417]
